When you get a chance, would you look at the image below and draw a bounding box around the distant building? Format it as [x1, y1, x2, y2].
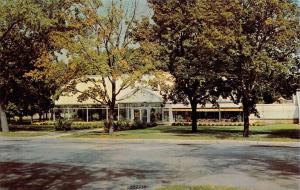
[54, 77, 300, 124]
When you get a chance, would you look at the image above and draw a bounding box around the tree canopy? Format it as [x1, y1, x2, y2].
[137, 0, 239, 132]
[216, 0, 300, 136]
[136, 0, 299, 135]
[0, 0, 80, 131]
[53, 0, 155, 134]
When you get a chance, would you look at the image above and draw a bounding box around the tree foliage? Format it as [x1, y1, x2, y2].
[0, 0, 80, 131]
[216, 0, 300, 137]
[137, 0, 299, 136]
[56, 0, 155, 134]
[137, 0, 236, 132]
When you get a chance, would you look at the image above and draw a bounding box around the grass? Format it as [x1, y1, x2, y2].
[0, 121, 103, 137]
[0, 131, 50, 137]
[67, 124, 300, 142]
[157, 185, 244, 190]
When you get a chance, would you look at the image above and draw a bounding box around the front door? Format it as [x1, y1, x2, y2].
[133, 108, 148, 122]
[133, 109, 140, 121]
[141, 109, 147, 123]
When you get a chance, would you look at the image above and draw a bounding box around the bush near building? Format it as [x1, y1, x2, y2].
[171, 122, 264, 127]
[54, 120, 104, 131]
[104, 120, 157, 133]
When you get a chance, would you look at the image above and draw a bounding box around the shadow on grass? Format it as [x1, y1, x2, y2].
[156, 126, 300, 139]
[265, 129, 300, 139]
[74, 125, 300, 140]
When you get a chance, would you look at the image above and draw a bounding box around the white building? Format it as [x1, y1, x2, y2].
[54, 78, 300, 124]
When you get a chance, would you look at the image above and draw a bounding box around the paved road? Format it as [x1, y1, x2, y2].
[0, 138, 299, 190]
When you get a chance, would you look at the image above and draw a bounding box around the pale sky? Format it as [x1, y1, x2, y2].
[102, 0, 151, 18]
[57, 0, 300, 61]
[57, 0, 151, 62]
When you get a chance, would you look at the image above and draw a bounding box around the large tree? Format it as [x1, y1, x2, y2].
[217, 0, 300, 137]
[136, 0, 234, 132]
[57, 0, 154, 134]
[0, 0, 80, 131]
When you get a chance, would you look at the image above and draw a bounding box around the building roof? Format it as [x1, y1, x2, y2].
[55, 76, 164, 106]
[55, 75, 298, 108]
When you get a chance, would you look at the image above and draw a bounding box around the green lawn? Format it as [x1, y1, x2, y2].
[67, 124, 300, 142]
[157, 185, 244, 190]
[0, 131, 50, 137]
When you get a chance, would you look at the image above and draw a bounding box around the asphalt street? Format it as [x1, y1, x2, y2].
[0, 138, 299, 190]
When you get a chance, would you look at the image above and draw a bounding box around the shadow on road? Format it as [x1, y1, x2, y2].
[0, 162, 98, 189]
[0, 161, 172, 190]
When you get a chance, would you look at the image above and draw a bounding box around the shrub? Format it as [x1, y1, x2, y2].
[72, 121, 104, 129]
[34, 121, 55, 126]
[132, 120, 147, 129]
[104, 120, 132, 133]
[176, 122, 181, 126]
[250, 121, 265, 126]
[184, 122, 191, 126]
[104, 120, 157, 133]
[55, 119, 72, 131]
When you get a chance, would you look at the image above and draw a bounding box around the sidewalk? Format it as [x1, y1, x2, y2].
[1, 134, 298, 148]
[68, 137, 300, 147]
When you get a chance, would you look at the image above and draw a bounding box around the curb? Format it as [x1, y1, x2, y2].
[59, 137, 300, 147]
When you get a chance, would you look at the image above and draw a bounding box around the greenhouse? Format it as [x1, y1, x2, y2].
[54, 77, 299, 124]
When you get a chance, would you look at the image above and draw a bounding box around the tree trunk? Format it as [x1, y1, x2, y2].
[39, 113, 42, 121]
[108, 107, 114, 135]
[0, 104, 9, 132]
[108, 80, 117, 135]
[242, 105, 250, 137]
[191, 101, 198, 132]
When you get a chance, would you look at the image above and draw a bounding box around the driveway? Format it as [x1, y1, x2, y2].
[0, 138, 299, 190]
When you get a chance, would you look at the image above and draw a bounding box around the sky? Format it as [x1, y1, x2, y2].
[57, 0, 151, 62]
[57, 0, 300, 61]
[101, 0, 151, 18]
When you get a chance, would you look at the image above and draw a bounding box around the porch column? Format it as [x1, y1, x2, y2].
[63, 109, 65, 118]
[126, 107, 130, 120]
[139, 108, 142, 121]
[48, 111, 51, 121]
[106, 107, 108, 121]
[86, 107, 89, 122]
[168, 106, 174, 123]
[131, 108, 134, 121]
[68, 108, 71, 120]
[53, 109, 56, 122]
[147, 106, 151, 123]
[117, 104, 120, 121]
